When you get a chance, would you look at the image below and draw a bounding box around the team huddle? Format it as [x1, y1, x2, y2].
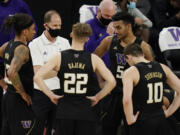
[0, 1, 180, 135]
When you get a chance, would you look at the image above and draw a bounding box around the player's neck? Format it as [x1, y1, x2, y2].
[14, 35, 27, 45]
[71, 40, 84, 51]
[121, 33, 136, 46]
[134, 57, 149, 64]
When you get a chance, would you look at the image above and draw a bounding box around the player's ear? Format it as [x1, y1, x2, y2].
[44, 23, 48, 29]
[22, 29, 28, 36]
[70, 32, 72, 38]
[97, 8, 101, 18]
[125, 55, 129, 60]
[85, 37, 89, 42]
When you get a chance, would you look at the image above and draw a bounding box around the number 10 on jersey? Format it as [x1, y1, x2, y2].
[147, 82, 163, 104]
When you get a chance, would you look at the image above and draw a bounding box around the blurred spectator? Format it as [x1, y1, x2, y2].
[136, 0, 151, 16]
[144, 0, 180, 63]
[153, 0, 180, 32]
[133, 24, 150, 42]
[79, 5, 98, 23]
[116, 0, 153, 28]
[0, 0, 37, 46]
[84, 0, 116, 68]
[0, 0, 38, 80]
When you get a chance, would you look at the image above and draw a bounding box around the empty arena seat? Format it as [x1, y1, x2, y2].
[79, 4, 98, 23]
[159, 26, 180, 78]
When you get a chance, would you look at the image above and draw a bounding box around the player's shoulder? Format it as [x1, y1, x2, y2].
[91, 53, 103, 64]
[124, 66, 139, 76]
[159, 63, 171, 74]
[91, 53, 100, 59]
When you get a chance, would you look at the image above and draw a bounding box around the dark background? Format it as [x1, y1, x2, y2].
[24, 0, 102, 42]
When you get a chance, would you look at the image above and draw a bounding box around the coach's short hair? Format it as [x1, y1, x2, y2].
[44, 10, 60, 23]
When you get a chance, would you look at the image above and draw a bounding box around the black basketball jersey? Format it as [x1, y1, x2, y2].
[133, 62, 167, 120]
[109, 35, 142, 93]
[57, 49, 98, 121]
[3, 40, 34, 96]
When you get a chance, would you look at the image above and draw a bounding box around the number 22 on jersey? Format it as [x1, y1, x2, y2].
[64, 73, 88, 94]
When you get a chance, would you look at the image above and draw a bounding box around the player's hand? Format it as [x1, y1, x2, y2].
[128, 111, 140, 125]
[164, 110, 170, 118]
[3, 85, 7, 92]
[106, 22, 115, 36]
[86, 96, 99, 106]
[50, 94, 63, 105]
[20, 92, 32, 106]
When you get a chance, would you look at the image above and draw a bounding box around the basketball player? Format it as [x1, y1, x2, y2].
[0, 13, 39, 134]
[122, 43, 180, 135]
[34, 22, 116, 135]
[94, 11, 154, 135]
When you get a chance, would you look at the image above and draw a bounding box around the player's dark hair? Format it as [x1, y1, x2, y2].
[112, 11, 135, 27]
[1, 13, 34, 36]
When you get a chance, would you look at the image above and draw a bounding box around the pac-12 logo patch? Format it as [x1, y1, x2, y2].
[21, 120, 32, 129]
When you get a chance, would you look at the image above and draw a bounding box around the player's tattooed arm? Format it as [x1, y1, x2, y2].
[8, 45, 32, 105]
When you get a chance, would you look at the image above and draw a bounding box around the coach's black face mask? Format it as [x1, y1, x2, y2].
[47, 26, 61, 38]
[99, 15, 112, 26]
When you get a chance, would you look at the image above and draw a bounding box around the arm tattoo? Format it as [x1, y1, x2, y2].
[11, 73, 25, 94]
[8, 46, 29, 94]
[12, 46, 29, 72]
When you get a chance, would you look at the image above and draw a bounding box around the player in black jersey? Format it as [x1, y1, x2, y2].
[34, 23, 116, 135]
[0, 13, 40, 135]
[122, 43, 180, 135]
[94, 11, 154, 135]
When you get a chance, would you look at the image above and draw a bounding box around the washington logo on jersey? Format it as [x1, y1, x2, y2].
[147, 64, 152, 68]
[21, 120, 32, 129]
[74, 54, 79, 58]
